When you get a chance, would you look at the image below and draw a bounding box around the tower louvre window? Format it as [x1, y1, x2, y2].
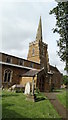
[30, 63, 34, 68]
[32, 48, 35, 56]
[41, 49, 44, 56]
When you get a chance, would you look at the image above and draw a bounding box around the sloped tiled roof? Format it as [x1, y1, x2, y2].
[21, 69, 40, 77]
[49, 65, 60, 73]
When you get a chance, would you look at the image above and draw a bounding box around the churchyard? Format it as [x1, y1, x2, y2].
[1, 88, 67, 119]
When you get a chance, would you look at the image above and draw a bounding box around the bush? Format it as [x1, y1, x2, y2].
[63, 75, 68, 85]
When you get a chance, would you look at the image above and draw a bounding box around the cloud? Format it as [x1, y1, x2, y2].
[49, 51, 65, 73]
[1, 0, 55, 3]
[55, 0, 68, 2]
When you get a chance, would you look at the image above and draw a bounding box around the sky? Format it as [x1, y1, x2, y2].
[0, 0, 66, 75]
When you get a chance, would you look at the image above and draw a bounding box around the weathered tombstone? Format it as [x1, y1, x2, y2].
[24, 82, 30, 95]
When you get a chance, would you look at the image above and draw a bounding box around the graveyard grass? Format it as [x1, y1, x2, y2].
[57, 89, 68, 109]
[2, 90, 61, 119]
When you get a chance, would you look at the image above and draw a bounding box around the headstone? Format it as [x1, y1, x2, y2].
[24, 82, 30, 95]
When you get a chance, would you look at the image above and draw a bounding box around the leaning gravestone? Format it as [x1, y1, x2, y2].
[24, 82, 30, 95]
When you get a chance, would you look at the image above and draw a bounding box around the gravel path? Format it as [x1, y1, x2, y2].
[45, 92, 68, 119]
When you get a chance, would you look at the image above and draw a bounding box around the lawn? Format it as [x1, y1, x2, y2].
[57, 89, 68, 109]
[2, 90, 61, 119]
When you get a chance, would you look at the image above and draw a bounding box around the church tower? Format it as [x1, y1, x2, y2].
[27, 17, 49, 72]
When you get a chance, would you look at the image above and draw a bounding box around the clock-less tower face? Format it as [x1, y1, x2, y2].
[27, 17, 49, 72]
[27, 41, 40, 63]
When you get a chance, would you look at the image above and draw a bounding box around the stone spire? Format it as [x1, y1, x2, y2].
[36, 16, 42, 42]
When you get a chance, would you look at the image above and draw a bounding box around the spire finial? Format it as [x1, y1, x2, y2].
[36, 16, 42, 42]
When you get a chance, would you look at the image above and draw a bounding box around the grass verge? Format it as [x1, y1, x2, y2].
[57, 89, 68, 109]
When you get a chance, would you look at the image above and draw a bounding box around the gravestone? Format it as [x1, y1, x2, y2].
[24, 82, 30, 95]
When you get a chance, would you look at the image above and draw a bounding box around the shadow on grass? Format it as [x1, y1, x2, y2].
[2, 103, 25, 119]
[34, 93, 48, 102]
[3, 103, 15, 107]
[35, 97, 46, 102]
[38, 97, 57, 101]
[2, 118, 62, 120]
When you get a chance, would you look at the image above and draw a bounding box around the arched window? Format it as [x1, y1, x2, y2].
[4, 72, 7, 82]
[18, 59, 24, 66]
[6, 56, 12, 63]
[8, 71, 11, 82]
[30, 63, 34, 68]
[4, 69, 13, 83]
[18, 59, 22, 65]
[42, 49, 44, 56]
[22, 60, 24, 66]
[32, 48, 35, 56]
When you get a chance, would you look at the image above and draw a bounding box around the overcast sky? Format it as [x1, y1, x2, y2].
[0, 0, 66, 74]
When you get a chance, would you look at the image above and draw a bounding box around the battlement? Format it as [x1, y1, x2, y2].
[29, 41, 38, 46]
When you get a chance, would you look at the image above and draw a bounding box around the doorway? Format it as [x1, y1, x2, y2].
[39, 76, 45, 92]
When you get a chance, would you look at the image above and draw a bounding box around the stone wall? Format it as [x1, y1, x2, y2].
[2, 64, 29, 88]
[0, 53, 41, 70]
[27, 41, 40, 63]
[52, 72, 62, 89]
[27, 40, 49, 71]
[20, 76, 37, 89]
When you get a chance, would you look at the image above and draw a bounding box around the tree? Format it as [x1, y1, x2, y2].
[49, 2, 68, 73]
[62, 75, 68, 85]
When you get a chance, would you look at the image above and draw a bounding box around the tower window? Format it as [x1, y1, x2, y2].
[41, 49, 44, 56]
[30, 63, 34, 68]
[32, 48, 35, 56]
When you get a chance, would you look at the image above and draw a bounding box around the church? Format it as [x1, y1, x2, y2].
[0, 17, 62, 92]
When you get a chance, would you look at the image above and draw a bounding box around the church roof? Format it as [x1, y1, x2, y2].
[22, 70, 39, 77]
[49, 65, 60, 73]
[21, 67, 44, 77]
[21, 69, 40, 77]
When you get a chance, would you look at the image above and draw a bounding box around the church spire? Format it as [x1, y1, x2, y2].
[36, 16, 42, 42]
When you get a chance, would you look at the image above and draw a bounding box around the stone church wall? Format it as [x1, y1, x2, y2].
[52, 72, 62, 89]
[2, 64, 29, 88]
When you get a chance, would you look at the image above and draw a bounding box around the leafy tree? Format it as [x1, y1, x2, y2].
[62, 75, 68, 85]
[49, 2, 68, 73]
